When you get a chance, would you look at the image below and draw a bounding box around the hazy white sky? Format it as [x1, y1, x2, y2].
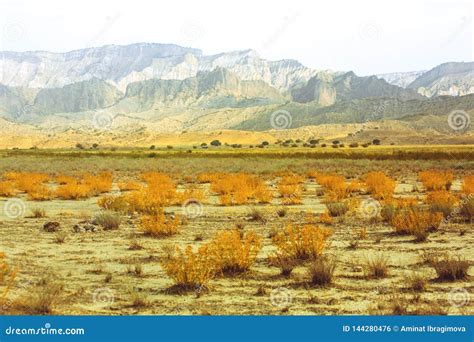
[0, 0, 472, 75]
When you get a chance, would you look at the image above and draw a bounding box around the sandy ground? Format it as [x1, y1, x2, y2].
[0, 178, 472, 316]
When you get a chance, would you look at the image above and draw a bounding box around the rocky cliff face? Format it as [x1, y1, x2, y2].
[407, 62, 474, 97]
[290, 71, 422, 105]
[376, 70, 425, 88]
[378, 62, 474, 97]
[0, 43, 320, 92]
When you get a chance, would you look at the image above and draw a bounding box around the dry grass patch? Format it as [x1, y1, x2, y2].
[307, 256, 337, 286]
[94, 211, 121, 230]
[364, 254, 389, 278]
[431, 255, 470, 281]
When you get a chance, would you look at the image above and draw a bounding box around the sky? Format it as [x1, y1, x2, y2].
[0, 0, 472, 75]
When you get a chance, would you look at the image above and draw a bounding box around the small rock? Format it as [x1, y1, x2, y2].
[84, 224, 97, 232]
[43, 221, 60, 232]
[72, 224, 84, 233]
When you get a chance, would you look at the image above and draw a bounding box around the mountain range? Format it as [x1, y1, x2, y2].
[0, 43, 472, 145]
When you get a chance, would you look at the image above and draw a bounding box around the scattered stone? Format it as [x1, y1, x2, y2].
[72, 224, 98, 233]
[84, 224, 97, 232]
[72, 224, 84, 233]
[43, 221, 60, 232]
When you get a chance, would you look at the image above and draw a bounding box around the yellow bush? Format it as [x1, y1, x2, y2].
[55, 181, 92, 200]
[390, 206, 443, 235]
[272, 224, 332, 260]
[83, 171, 113, 195]
[364, 172, 396, 200]
[55, 174, 76, 185]
[461, 174, 474, 194]
[161, 245, 216, 290]
[177, 188, 206, 204]
[0, 181, 15, 197]
[425, 190, 458, 217]
[319, 211, 333, 225]
[140, 211, 180, 237]
[419, 170, 453, 191]
[117, 180, 141, 192]
[0, 251, 17, 299]
[211, 173, 272, 205]
[315, 173, 349, 200]
[5, 172, 49, 193]
[208, 230, 262, 275]
[98, 195, 129, 212]
[27, 185, 53, 201]
[197, 172, 223, 184]
[277, 176, 302, 205]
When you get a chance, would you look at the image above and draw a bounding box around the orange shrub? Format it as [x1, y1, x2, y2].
[141, 172, 177, 205]
[364, 172, 396, 200]
[121, 174, 178, 213]
[208, 230, 262, 275]
[55, 181, 92, 199]
[381, 197, 418, 222]
[117, 180, 141, 192]
[27, 185, 53, 201]
[211, 173, 272, 205]
[197, 172, 224, 184]
[425, 190, 458, 217]
[0, 251, 17, 299]
[98, 195, 129, 212]
[0, 181, 15, 197]
[177, 188, 206, 204]
[5, 172, 49, 193]
[278, 173, 305, 185]
[83, 171, 113, 195]
[161, 245, 216, 290]
[390, 206, 443, 235]
[315, 173, 349, 200]
[140, 211, 180, 237]
[0, 251, 13, 284]
[55, 174, 76, 185]
[272, 224, 332, 260]
[348, 180, 365, 193]
[461, 174, 474, 194]
[419, 170, 454, 191]
[277, 175, 303, 205]
[278, 182, 302, 205]
[319, 211, 333, 225]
